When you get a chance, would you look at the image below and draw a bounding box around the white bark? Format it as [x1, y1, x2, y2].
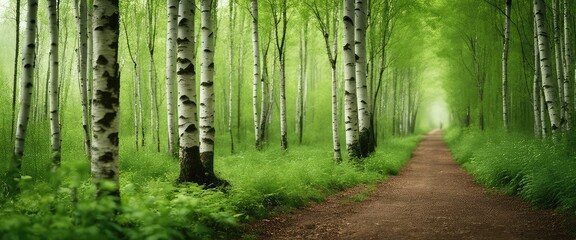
[176, 0, 203, 183]
[75, 0, 91, 157]
[296, 28, 304, 143]
[552, 0, 566, 126]
[535, 0, 561, 134]
[91, 0, 120, 197]
[200, 0, 218, 182]
[562, 0, 572, 130]
[251, 0, 262, 149]
[48, 0, 61, 170]
[228, 0, 235, 153]
[165, 0, 179, 155]
[533, 19, 542, 138]
[331, 21, 342, 162]
[502, 0, 511, 130]
[344, 0, 360, 159]
[355, 0, 371, 156]
[11, 0, 38, 183]
[271, 0, 288, 150]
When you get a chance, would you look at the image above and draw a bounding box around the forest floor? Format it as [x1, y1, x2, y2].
[245, 130, 576, 239]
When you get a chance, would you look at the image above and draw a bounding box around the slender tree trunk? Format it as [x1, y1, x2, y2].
[331, 18, 342, 162]
[258, 37, 271, 148]
[296, 27, 304, 144]
[74, 0, 91, 157]
[251, 0, 262, 150]
[10, 0, 21, 148]
[355, 0, 372, 157]
[562, 0, 572, 130]
[534, 20, 542, 138]
[47, 0, 61, 171]
[91, 0, 120, 199]
[87, 0, 93, 114]
[535, 0, 561, 135]
[176, 0, 205, 184]
[236, 14, 245, 142]
[8, 0, 38, 194]
[271, 1, 288, 150]
[502, 0, 511, 131]
[553, 0, 566, 127]
[541, 88, 548, 137]
[343, 0, 360, 159]
[228, 0, 235, 153]
[200, 0, 222, 186]
[165, 0, 179, 156]
[147, 0, 160, 152]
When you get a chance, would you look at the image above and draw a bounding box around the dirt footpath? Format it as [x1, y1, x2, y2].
[247, 130, 575, 239]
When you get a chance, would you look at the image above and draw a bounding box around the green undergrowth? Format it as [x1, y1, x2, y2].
[444, 128, 576, 215]
[1, 130, 421, 240]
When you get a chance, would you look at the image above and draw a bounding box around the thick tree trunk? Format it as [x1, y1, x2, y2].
[251, 0, 262, 150]
[343, 0, 360, 159]
[535, 0, 561, 135]
[200, 0, 222, 186]
[562, 0, 572, 130]
[355, 0, 372, 157]
[47, 0, 61, 171]
[8, 0, 38, 194]
[176, 0, 205, 184]
[75, 0, 91, 157]
[502, 0, 511, 131]
[165, 0, 179, 156]
[91, 0, 120, 199]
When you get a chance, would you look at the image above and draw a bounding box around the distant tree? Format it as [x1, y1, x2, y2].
[74, 0, 91, 157]
[501, 0, 511, 131]
[229, 0, 236, 153]
[561, 0, 572, 130]
[269, 0, 288, 150]
[552, 0, 565, 127]
[91, 0, 121, 199]
[147, 0, 161, 152]
[10, 0, 21, 145]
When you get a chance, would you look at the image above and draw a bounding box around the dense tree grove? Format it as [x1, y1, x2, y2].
[4, 0, 575, 238]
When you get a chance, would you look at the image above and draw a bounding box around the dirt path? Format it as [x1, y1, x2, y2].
[248, 130, 574, 239]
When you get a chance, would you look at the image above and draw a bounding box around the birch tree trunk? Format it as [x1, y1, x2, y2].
[10, 0, 20, 144]
[331, 21, 342, 162]
[165, 0, 179, 156]
[200, 0, 221, 185]
[355, 0, 373, 157]
[176, 0, 205, 184]
[533, 19, 542, 138]
[251, 0, 262, 150]
[562, 0, 572, 130]
[344, 0, 360, 159]
[91, 0, 120, 199]
[47, 0, 61, 171]
[228, 0, 235, 153]
[271, 0, 288, 150]
[75, 0, 91, 157]
[87, 0, 93, 113]
[535, 0, 561, 135]
[9, 0, 38, 193]
[502, 0, 511, 131]
[147, 0, 160, 152]
[552, 0, 566, 127]
[296, 27, 304, 144]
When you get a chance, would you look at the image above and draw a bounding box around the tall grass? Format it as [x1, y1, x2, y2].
[444, 128, 576, 214]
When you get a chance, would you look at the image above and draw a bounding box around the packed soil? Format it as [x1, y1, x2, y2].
[247, 130, 575, 239]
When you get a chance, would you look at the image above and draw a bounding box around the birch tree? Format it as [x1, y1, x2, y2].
[534, 0, 561, 135]
[270, 0, 288, 150]
[228, 0, 236, 153]
[343, 0, 360, 159]
[48, 0, 61, 170]
[501, 0, 511, 130]
[165, 0, 179, 156]
[552, 0, 565, 126]
[74, 0, 91, 157]
[200, 0, 221, 185]
[91, 0, 121, 198]
[8, 0, 38, 194]
[533, 19, 542, 138]
[147, 0, 161, 152]
[176, 0, 205, 184]
[10, 0, 21, 144]
[250, 0, 263, 149]
[562, 0, 572, 130]
[355, 0, 373, 157]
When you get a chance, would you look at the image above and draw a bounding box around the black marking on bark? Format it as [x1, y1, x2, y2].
[343, 43, 352, 51]
[200, 81, 213, 87]
[98, 152, 114, 163]
[177, 63, 195, 75]
[343, 16, 353, 24]
[355, 54, 360, 61]
[202, 138, 214, 145]
[96, 112, 117, 128]
[178, 18, 188, 27]
[108, 12, 120, 33]
[180, 95, 195, 105]
[108, 132, 118, 146]
[95, 26, 104, 31]
[25, 82, 33, 88]
[24, 64, 32, 69]
[97, 55, 109, 65]
[185, 124, 197, 133]
[208, 62, 214, 68]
